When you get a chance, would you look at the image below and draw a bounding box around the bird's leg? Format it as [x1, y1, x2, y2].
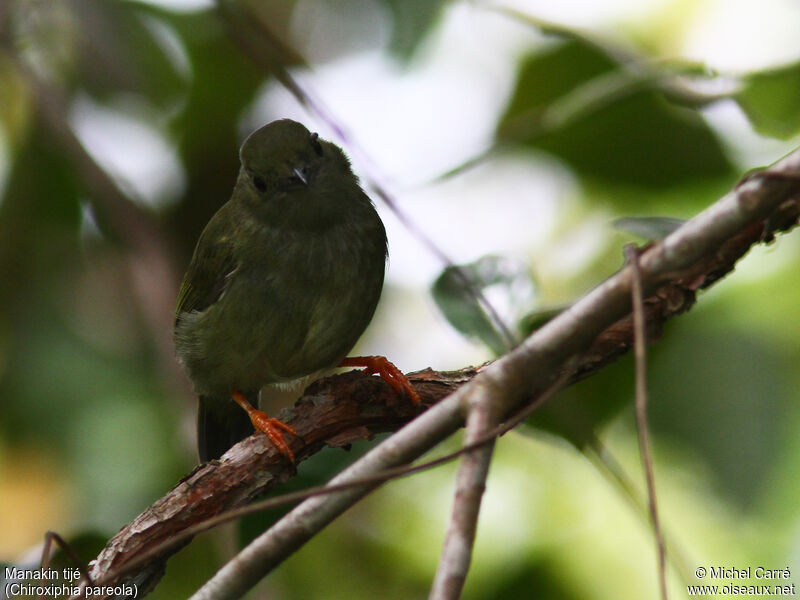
[339, 356, 421, 404]
[231, 391, 298, 462]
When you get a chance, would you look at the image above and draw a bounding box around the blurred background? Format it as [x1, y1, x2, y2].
[1, 0, 799, 598]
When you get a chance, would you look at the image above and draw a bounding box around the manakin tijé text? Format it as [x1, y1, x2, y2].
[174, 119, 419, 462]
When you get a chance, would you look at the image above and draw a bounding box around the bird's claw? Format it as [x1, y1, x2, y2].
[232, 391, 298, 462]
[339, 355, 421, 405]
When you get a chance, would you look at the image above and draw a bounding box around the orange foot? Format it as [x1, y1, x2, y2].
[339, 355, 421, 405]
[232, 391, 298, 462]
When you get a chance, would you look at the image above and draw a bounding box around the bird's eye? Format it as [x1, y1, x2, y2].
[310, 132, 323, 156]
[252, 175, 267, 192]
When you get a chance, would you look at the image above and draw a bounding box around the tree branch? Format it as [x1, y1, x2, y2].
[429, 387, 499, 600]
[73, 151, 800, 599]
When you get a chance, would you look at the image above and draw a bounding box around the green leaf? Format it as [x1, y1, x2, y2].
[379, 0, 449, 60]
[431, 255, 535, 355]
[493, 559, 585, 600]
[499, 40, 734, 188]
[736, 61, 800, 140]
[68, 1, 187, 107]
[524, 354, 633, 448]
[647, 323, 792, 507]
[165, 9, 266, 253]
[0, 122, 83, 290]
[519, 305, 566, 336]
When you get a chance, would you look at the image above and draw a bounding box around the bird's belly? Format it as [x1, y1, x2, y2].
[174, 307, 281, 395]
[176, 250, 382, 395]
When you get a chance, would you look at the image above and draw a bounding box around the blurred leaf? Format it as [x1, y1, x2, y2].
[0, 314, 8, 382]
[8, 0, 79, 80]
[490, 559, 584, 600]
[432, 255, 535, 356]
[519, 305, 566, 336]
[66, 0, 186, 107]
[146, 533, 220, 600]
[226, 0, 309, 67]
[648, 321, 792, 507]
[239, 435, 383, 546]
[613, 216, 686, 240]
[0, 122, 83, 298]
[499, 40, 734, 188]
[736, 61, 800, 140]
[165, 9, 265, 253]
[0, 55, 34, 144]
[525, 354, 633, 448]
[380, 0, 448, 59]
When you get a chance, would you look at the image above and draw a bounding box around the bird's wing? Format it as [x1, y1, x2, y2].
[174, 218, 239, 326]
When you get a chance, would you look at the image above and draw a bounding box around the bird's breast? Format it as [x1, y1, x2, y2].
[181, 219, 385, 394]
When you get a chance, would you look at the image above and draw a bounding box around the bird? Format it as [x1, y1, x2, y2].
[174, 119, 419, 462]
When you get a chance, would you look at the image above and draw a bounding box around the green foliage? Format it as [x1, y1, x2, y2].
[499, 40, 734, 188]
[490, 559, 584, 600]
[736, 61, 800, 140]
[431, 255, 535, 356]
[0, 124, 83, 295]
[526, 354, 634, 449]
[164, 9, 267, 251]
[67, 1, 186, 107]
[379, 0, 449, 59]
[648, 318, 793, 507]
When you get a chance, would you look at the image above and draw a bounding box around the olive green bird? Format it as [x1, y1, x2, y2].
[174, 119, 419, 463]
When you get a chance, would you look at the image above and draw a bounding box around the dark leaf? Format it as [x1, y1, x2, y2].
[165, 9, 266, 253]
[499, 40, 734, 188]
[647, 324, 791, 507]
[67, 0, 186, 107]
[432, 255, 535, 355]
[0, 122, 83, 296]
[524, 354, 633, 448]
[379, 0, 449, 60]
[493, 558, 585, 600]
[519, 305, 566, 336]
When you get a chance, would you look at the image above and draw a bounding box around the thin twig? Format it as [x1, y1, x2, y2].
[37, 531, 93, 600]
[625, 244, 668, 600]
[429, 383, 499, 600]
[583, 437, 693, 586]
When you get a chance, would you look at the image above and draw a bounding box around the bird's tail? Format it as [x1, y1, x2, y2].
[197, 393, 255, 462]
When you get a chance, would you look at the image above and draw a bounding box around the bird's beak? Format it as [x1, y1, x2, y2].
[292, 167, 309, 186]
